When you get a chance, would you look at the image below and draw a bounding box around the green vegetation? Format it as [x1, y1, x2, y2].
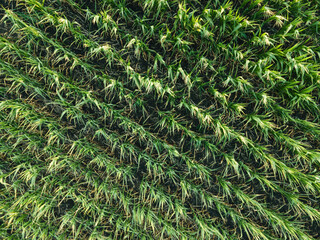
[0, 0, 319, 239]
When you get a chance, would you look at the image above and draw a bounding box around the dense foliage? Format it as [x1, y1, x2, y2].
[0, 0, 320, 239]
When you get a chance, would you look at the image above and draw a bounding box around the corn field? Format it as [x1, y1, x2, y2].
[0, 0, 319, 239]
